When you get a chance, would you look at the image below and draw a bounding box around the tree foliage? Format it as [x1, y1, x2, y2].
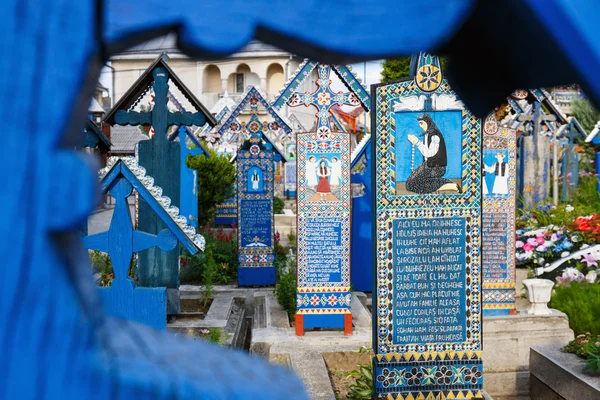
[380, 57, 411, 83]
[380, 56, 449, 83]
[186, 147, 236, 226]
[571, 97, 600, 134]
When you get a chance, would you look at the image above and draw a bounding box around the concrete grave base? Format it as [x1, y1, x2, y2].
[530, 344, 600, 400]
[483, 309, 574, 399]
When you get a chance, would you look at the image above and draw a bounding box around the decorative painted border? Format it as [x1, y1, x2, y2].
[296, 132, 351, 315]
[482, 126, 517, 312]
[237, 149, 274, 268]
[372, 73, 482, 399]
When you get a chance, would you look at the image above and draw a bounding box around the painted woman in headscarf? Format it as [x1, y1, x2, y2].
[405, 114, 460, 194]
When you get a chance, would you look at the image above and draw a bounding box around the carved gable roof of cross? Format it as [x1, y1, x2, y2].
[84, 157, 205, 290]
[272, 60, 370, 135]
[82, 118, 111, 154]
[104, 54, 216, 145]
[216, 86, 290, 161]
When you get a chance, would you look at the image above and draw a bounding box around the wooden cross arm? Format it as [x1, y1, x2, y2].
[115, 110, 152, 126]
[168, 111, 206, 127]
[82, 231, 109, 253]
[133, 229, 177, 253]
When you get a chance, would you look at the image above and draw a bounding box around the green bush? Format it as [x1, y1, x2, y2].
[180, 227, 238, 285]
[562, 332, 600, 374]
[274, 196, 285, 214]
[186, 147, 236, 226]
[346, 347, 374, 400]
[550, 282, 600, 335]
[275, 267, 296, 319]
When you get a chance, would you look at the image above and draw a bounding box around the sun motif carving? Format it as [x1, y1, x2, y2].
[416, 64, 441, 92]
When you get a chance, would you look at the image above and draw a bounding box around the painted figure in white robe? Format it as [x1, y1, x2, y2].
[329, 156, 341, 187]
[250, 170, 261, 191]
[306, 155, 318, 188]
[483, 151, 508, 196]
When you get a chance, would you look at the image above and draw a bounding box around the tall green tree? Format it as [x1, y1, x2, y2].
[186, 147, 236, 226]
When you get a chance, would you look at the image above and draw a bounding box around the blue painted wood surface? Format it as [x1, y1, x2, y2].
[350, 142, 373, 292]
[171, 126, 210, 229]
[0, 1, 307, 397]
[82, 118, 111, 153]
[84, 161, 200, 329]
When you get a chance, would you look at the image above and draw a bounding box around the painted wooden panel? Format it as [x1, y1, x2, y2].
[482, 121, 517, 316]
[372, 54, 483, 399]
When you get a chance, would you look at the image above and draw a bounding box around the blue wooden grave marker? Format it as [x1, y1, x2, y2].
[220, 87, 289, 286]
[104, 54, 215, 314]
[84, 157, 205, 329]
[169, 125, 211, 229]
[272, 60, 369, 136]
[350, 135, 373, 292]
[216, 86, 290, 162]
[273, 60, 374, 303]
[236, 132, 276, 286]
[167, 91, 212, 229]
[481, 117, 517, 316]
[372, 53, 484, 399]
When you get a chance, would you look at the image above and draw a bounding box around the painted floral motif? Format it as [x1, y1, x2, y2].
[404, 367, 423, 386]
[435, 366, 453, 385]
[377, 368, 396, 388]
[309, 294, 320, 306]
[317, 92, 331, 105]
[463, 366, 482, 384]
[416, 64, 441, 91]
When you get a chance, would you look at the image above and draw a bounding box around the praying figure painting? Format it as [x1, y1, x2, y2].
[483, 149, 509, 197]
[305, 153, 341, 202]
[394, 111, 463, 195]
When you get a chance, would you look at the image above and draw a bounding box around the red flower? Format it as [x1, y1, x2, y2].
[578, 221, 592, 231]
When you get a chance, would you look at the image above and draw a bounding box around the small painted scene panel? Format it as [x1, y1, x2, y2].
[304, 153, 343, 202]
[483, 148, 509, 198]
[394, 111, 462, 195]
[247, 166, 265, 193]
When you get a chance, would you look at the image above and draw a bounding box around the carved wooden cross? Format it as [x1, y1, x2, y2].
[287, 64, 360, 135]
[114, 67, 207, 144]
[83, 175, 177, 329]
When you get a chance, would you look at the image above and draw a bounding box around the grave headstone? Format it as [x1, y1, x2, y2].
[237, 135, 276, 286]
[482, 117, 517, 315]
[219, 86, 290, 286]
[104, 55, 215, 314]
[372, 53, 484, 399]
[295, 131, 352, 335]
[273, 60, 371, 335]
[84, 157, 205, 329]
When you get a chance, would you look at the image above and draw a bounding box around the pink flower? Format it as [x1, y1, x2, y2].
[581, 254, 598, 268]
[535, 236, 545, 245]
[515, 240, 524, 248]
[523, 243, 535, 252]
